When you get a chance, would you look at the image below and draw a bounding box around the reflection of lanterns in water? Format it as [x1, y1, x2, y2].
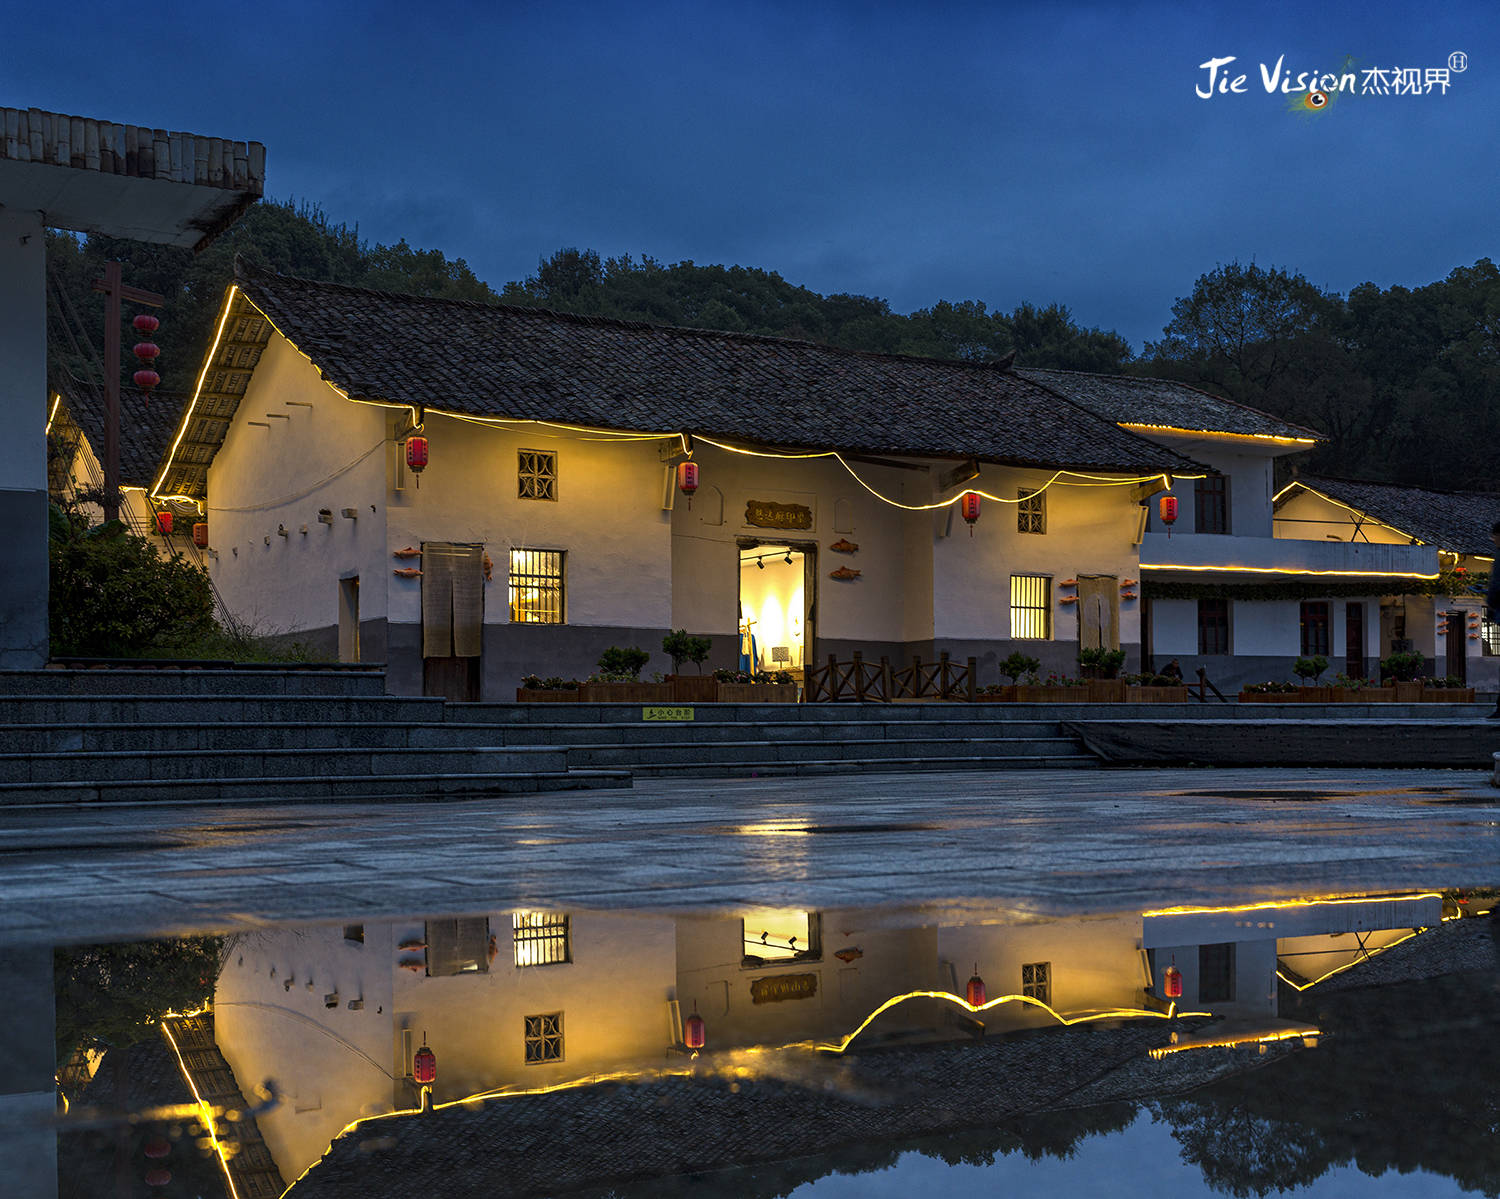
[413, 1041, 437, 1085]
[685, 1006, 706, 1051]
[1163, 963, 1182, 999]
[966, 965, 986, 1007]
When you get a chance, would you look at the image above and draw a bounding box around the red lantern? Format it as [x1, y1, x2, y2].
[155, 511, 172, 535]
[676, 460, 699, 509]
[143, 1138, 171, 1160]
[132, 314, 160, 335]
[192, 522, 208, 548]
[145, 1167, 172, 1187]
[965, 968, 987, 1008]
[406, 436, 429, 474]
[960, 491, 981, 537]
[134, 368, 160, 392]
[134, 341, 160, 361]
[1163, 964, 1182, 999]
[1158, 495, 1178, 526]
[412, 1043, 436, 1085]
[684, 1010, 706, 1051]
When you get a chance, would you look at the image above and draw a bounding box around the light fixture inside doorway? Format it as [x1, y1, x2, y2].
[784, 551, 793, 565]
[757, 558, 765, 570]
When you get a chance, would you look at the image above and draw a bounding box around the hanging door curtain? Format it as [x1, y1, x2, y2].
[1077, 575, 1120, 650]
[422, 542, 484, 658]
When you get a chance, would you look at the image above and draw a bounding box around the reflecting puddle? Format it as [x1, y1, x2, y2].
[33, 888, 1500, 1197]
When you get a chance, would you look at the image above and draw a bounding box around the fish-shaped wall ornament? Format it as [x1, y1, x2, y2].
[829, 538, 859, 554]
[393, 546, 422, 558]
[834, 947, 864, 963]
[393, 567, 423, 578]
[829, 566, 861, 580]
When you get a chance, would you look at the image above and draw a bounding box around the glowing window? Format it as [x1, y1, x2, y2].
[1022, 961, 1050, 1006]
[513, 911, 570, 967]
[509, 549, 565, 624]
[1017, 489, 1045, 534]
[1010, 574, 1051, 640]
[523, 1012, 564, 1063]
[742, 909, 822, 965]
[518, 449, 557, 501]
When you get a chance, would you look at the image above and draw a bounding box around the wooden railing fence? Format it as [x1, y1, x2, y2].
[804, 651, 977, 702]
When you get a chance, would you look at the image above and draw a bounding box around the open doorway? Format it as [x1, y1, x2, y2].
[738, 542, 814, 680]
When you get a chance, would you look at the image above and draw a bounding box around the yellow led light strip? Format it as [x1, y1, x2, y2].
[1142, 892, 1442, 918]
[1138, 563, 1440, 579]
[814, 989, 1210, 1054]
[151, 284, 241, 498]
[1119, 422, 1319, 445]
[1271, 482, 1431, 545]
[1147, 1027, 1318, 1058]
[161, 1019, 243, 1199]
[44, 394, 61, 435]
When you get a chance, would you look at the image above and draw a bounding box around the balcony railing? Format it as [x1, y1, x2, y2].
[1139, 533, 1440, 579]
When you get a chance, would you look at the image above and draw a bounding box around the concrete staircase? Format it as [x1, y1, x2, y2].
[0, 669, 631, 805]
[452, 702, 1101, 776]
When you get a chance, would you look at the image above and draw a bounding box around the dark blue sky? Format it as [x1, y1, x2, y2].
[8, 1, 1495, 349]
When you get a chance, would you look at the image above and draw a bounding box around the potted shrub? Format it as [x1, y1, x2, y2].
[713, 667, 798, 703]
[579, 646, 674, 702]
[1079, 647, 1128, 701]
[1330, 672, 1395, 703]
[1380, 651, 1426, 702]
[516, 673, 582, 702]
[663, 629, 717, 702]
[1015, 672, 1088, 703]
[984, 652, 1040, 702]
[1420, 674, 1476, 703]
[1291, 655, 1332, 702]
[1125, 672, 1189, 703]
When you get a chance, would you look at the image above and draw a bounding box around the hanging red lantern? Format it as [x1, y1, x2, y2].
[960, 491, 981, 537]
[1163, 963, 1182, 999]
[412, 1042, 436, 1085]
[965, 966, 987, 1008]
[143, 1138, 171, 1160]
[155, 511, 172, 535]
[133, 341, 160, 362]
[134, 368, 160, 392]
[145, 1167, 172, 1187]
[684, 1010, 706, 1051]
[406, 435, 429, 475]
[132, 314, 160, 335]
[192, 522, 209, 548]
[1158, 495, 1178, 526]
[676, 460, 699, 510]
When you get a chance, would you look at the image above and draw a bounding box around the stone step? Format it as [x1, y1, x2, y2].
[0, 768, 632, 806]
[631, 754, 1099, 777]
[0, 694, 447, 725]
[0, 745, 564, 784]
[560, 736, 1093, 769]
[0, 722, 537, 754]
[0, 668, 387, 697]
[489, 719, 1071, 746]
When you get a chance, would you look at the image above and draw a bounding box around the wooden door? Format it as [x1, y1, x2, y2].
[1344, 602, 1364, 679]
[1445, 609, 1466, 682]
[1076, 575, 1119, 650]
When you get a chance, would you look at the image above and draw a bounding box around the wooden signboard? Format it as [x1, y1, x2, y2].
[746, 500, 813, 530]
[749, 972, 818, 1004]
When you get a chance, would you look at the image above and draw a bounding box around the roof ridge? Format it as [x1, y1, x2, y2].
[1297, 472, 1500, 500]
[233, 257, 1028, 374]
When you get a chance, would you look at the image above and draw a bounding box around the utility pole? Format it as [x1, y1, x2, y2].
[90, 262, 164, 522]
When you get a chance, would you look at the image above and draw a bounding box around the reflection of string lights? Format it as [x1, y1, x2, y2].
[1147, 1027, 1318, 1059]
[1142, 892, 1442, 918]
[815, 990, 1211, 1055]
[160, 1020, 243, 1199]
[1275, 928, 1428, 992]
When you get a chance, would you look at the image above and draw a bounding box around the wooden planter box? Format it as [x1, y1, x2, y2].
[669, 675, 719, 703]
[1015, 685, 1088, 702]
[1126, 685, 1189, 703]
[1238, 690, 1300, 702]
[1391, 681, 1423, 702]
[715, 682, 798, 703]
[1421, 687, 1476, 703]
[1086, 679, 1128, 703]
[516, 687, 581, 702]
[975, 686, 1017, 702]
[578, 682, 676, 703]
[1330, 687, 1397, 702]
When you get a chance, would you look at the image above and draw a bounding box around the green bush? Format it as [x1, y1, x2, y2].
[1292, 655, 1328, 683]
[596, 645, 650, 679]
[662, 628, 712, 674]
[999, 651, 1041, 683]
[1380, 651, 1424, 682]
[49, 506, 216, 658]
[1078, 646, 1127, 678]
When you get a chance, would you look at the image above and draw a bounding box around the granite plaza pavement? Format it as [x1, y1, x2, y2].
[3, 766, 1499, 946]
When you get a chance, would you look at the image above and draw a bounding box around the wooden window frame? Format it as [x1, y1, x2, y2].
[518, 449, 558, 502]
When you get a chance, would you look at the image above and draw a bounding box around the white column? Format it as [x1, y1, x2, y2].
[0, 208, 48, 667]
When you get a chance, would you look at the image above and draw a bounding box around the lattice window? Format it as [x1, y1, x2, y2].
[1485, 608, 1500, 657]
[524, 1013, 564, 1064]
[509, 549, 565, 624]
[1195, 474, 1229, 534]
[1022, 961, 1050, 1006]
[1010, 574, 1051, 640]
[513, 911, 571, 967]
[518, 450, 557, 501]
[1017, 489, 1046, 534]
[1198, 599, 1230, 655]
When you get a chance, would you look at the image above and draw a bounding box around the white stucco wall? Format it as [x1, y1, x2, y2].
[205, 336, 390, 639]
[1142, 441, 1278, 538]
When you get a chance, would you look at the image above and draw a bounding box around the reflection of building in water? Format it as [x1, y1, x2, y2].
[211, 893, 1440, 1190]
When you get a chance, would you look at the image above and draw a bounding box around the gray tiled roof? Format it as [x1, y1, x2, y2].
[1018, 368, 1325, 442]
[1285, 475, 1500, 557]
[52, 371, 185, 489]
[231, 260, 1199, 475]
